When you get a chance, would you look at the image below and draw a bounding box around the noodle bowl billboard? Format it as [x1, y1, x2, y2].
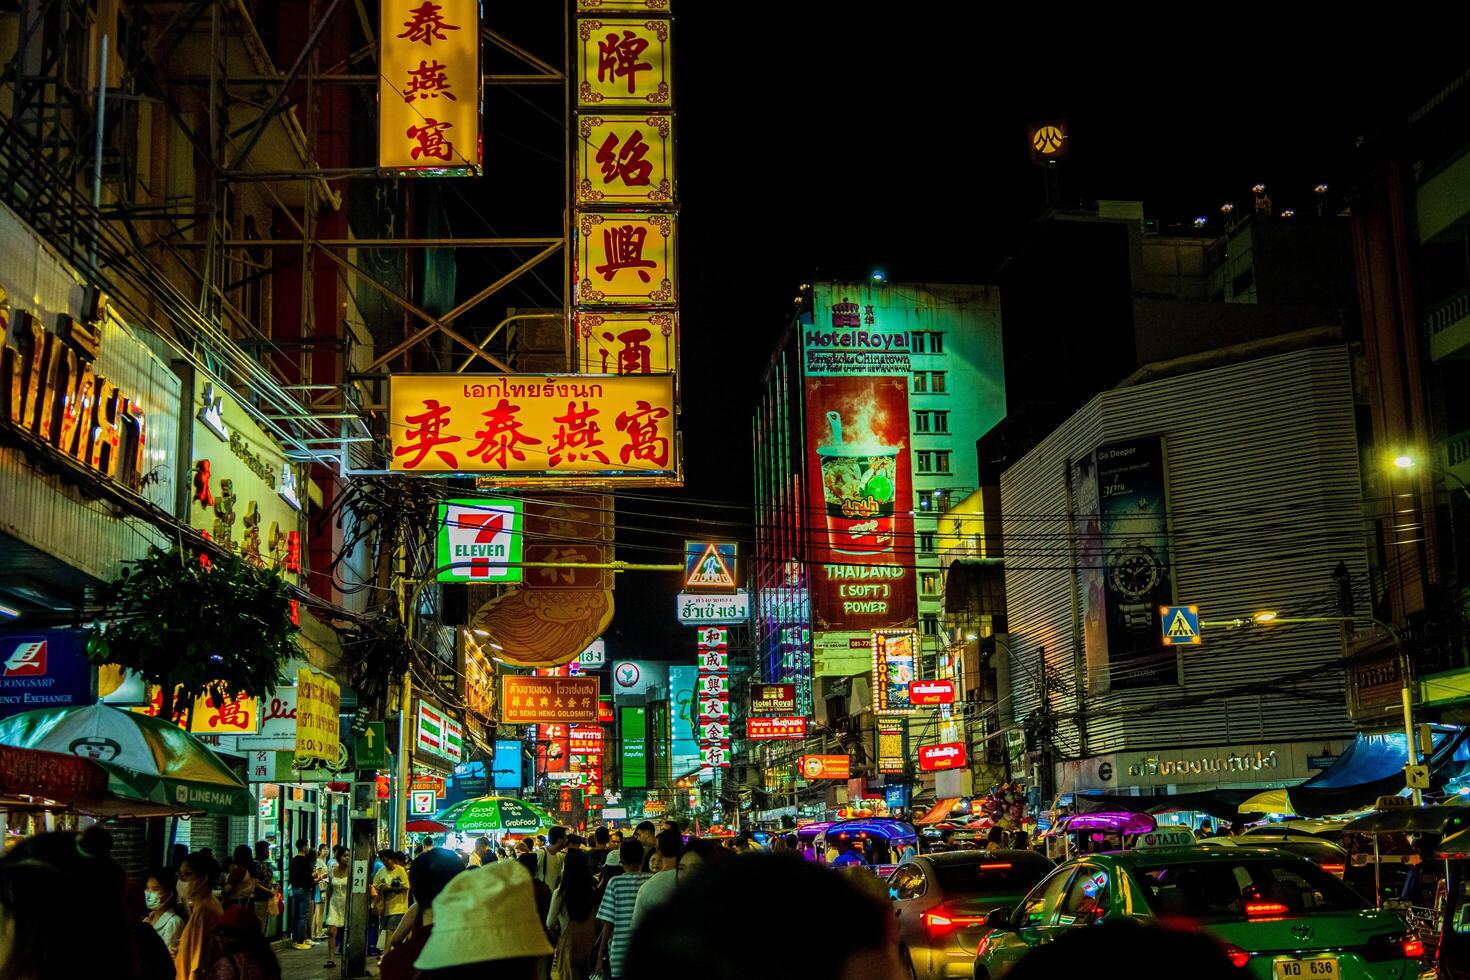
[802, 287, 916, 632]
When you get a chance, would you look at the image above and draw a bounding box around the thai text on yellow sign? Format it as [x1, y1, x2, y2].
[295, 669, 341, 763]
[577, 18, 671, 107]
[577, 114, 674, 205]
[379, 0, 481, 172]
[575, 311, 677, 375]
[388, 373, 677, 477]
[574, 213, 676, 307]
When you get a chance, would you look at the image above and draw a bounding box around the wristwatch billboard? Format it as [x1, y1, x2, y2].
[1107, 544, 1161, 630]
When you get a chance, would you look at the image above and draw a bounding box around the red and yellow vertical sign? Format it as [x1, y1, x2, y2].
[379, 0, 481, 173]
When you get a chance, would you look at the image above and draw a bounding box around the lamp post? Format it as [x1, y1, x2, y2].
[1251, 611, 1423, 806]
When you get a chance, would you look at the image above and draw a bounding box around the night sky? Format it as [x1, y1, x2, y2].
[465, 11, 1437, 659]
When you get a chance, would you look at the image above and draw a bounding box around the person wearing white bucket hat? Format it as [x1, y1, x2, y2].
[415, 857, 553, 979]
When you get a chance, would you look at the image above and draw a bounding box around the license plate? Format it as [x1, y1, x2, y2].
[1273, 957, 1339, 980]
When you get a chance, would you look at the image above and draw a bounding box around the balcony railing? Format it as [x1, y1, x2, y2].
[1424, 288, 1470, 337]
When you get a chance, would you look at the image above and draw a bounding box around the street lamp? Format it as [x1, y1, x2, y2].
[1252, 611, 1423, 805]
[1389, 453, 1470, 503]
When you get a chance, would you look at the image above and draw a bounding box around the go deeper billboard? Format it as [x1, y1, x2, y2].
[802, 285, 916, 632]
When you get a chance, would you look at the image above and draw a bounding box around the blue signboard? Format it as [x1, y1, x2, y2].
[492, 740, 522, 792]
[1160, 606, 1201, 647]
[0, 630, 94, 719]
[884, 783, 908, 810]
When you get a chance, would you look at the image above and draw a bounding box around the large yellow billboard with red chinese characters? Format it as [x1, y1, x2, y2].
[379, 0, 481, 173]
[388, 374, 677, 479]
[576, 18, 671, 108]
[576, 114, 674, 206]
[574, 213, 676, 307]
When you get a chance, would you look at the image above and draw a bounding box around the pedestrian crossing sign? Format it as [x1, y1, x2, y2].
[1160, 605, 1201, 646]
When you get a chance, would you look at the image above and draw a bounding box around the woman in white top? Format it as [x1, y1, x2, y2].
[322, 845, 351, 969]
[312, 843, 330, 939]
[143, 870, 184, 956]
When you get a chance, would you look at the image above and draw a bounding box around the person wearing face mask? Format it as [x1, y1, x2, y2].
[174, 851, 224, 980]
[145, 868, 186, 957]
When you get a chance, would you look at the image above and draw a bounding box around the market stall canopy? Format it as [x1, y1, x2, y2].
[1288, 729, 1470, 817]
[1239, 789, 1295, 815]
[914, 797, 962, 825]
[0, 703, 254, 816]
[436, 795, 553, 833]
[406, 820, 450, 834]
[1341, 802, 1470, 836]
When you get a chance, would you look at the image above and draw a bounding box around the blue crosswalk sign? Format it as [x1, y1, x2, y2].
[1160, 605, 1201, 645]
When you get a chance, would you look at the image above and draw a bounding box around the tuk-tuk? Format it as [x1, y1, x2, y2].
[1046, 810, 1169, 859]
[1432, 824, 1470, 977]
[814, 817, 918, 873]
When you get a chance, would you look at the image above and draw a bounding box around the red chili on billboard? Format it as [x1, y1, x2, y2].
[747, 717, 807, 741]
[909, 679, 955, 706]
[917, 742, 968, 772]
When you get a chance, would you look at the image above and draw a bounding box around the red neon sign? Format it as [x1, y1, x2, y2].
[917, 742, 967, 772]
[909, 679, 955, 706]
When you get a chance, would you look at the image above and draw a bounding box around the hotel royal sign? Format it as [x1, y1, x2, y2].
[378, 0, 481, 173]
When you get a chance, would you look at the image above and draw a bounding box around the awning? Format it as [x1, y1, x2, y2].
[914, 797, 961, 825]
[1239, 789, 1295, 815]
[1288, 729, 1470, 817]
[1342, 802, 1470, 835]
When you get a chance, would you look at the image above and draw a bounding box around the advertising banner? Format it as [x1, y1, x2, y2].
[576, 17, 672, 108]
[798, 755, 850, 780]
[378, 0, 480, 173]
[492, 740, 523, 792]
[0, 631, 93, 719]
[668, 665, 700, 778]
[803, 373, 915, 631]
[872, 630, 918, 714]
[918, 742, 968, 772]
[537, 724, 570, 776]
[576, 113, 674, 206]
[611, 661, 669, 703]
[696, 627, 730, 769]
[578, 639, 607, 667]
[620, 706, 647, 788]
[388, 374, 676, 479]
[909, 680, 955, 706]
[502, 676, 601, 724]
[747, 717, 807, 740]
[749, 684, 797, 715]
[185, 692, 259, 735]
[238, 688, 297, 750]
[436, 498, 523, 582]
[416, 700, 462, 765]
[876, 718, 907, 774]
[1095, 436, 1176, 691]
[294, 670, 340, 764]
[813, 631, 873, 677]
[676, 592, 749, 625]
[576, 311, 677, 376]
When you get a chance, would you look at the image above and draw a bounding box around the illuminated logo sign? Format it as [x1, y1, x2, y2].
[411, 790, 438, 816]
[908, 679, 955, 706]
[798, 754, 850, 780]
[684, 541, 737, 592]
[747, 717, 806, 741]
[749, 684, 796, 715]
[436, 498, 523, 583]
[3, 641, 45, 676]
[198, 382, 228, 441]
[917, 742, 967, 772]
[1028, 120, 1068, 161]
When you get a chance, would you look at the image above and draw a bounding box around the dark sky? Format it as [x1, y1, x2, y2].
[465, 10, 1440, 658]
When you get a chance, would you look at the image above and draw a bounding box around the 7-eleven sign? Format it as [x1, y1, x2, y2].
[436, 499, 523, 583]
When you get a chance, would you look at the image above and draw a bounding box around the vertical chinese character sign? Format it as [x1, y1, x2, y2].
[379, 0, 481, 173]
[697, 626, 730, 769]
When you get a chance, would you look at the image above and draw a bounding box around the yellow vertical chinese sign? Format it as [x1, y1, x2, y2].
[379, 0, 481, 173]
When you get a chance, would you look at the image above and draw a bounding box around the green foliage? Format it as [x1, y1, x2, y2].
[86, 548, 300, 721]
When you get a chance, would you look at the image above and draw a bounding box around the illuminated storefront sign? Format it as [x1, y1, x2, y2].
[676, 592, 748, 624]
[749, 683, 796, 715]
[378, 0, 481, 173]
[576, 114, 674, 206]
[436, 498, 523, 582]
[917, 742, 967, 772]
[574, 212, 677, 308]
[872, 630, 918, 714]
[575, 311, 677, 376]
[684, 541, 737, 591]
[576, 18, 671, 108]
[416, 700, 462, 764]
[388, 373, 676, 479]
[747, 717, 806, 741]
[798, 754, 850, 780]
[620, 705, 647, 788]
[501, 676, 601, 724]
[909, 679, 955, 706]
[876, 718, 906, 774]
[697, 626, 730, 769]
[296, 670, 341, 764]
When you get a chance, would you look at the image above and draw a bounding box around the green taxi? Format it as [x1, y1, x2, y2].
[974, 844, 1426, 980]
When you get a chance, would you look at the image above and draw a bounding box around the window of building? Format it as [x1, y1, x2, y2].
[921, 572, 940, 594]
[919, 532, 936, 553]
[918, 491, 933, 511]
[914, 411, 930, 433]
[910, 331, 925, 354]
[930, 371, 947, 393]
[916, 452, 933, 473]
[921, 614, 940, 636]
[928, 332, 944, 354]
[933, 411, 949, 433]
[912, 372, 927, 394]
[934, 451, 951, 473]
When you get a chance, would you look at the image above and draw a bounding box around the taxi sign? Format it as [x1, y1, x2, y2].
[1160, 605, 1201, 646]
[1133, 827, 1197, 849]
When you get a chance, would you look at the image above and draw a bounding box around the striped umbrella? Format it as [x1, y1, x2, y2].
[0, 702, 254, 815]
[436, 795, 554, 833]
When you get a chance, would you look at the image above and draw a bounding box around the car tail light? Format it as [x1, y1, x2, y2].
[1244, 901, 1290, 917]
[979, 863, 1012, 870]
[1404, 938, 1426, 958]
[1222, 943, 1252, 968]
[1319, 863, 1345, 877]
[1364, 931, 1420, 961]
[922, 906, 986, 934]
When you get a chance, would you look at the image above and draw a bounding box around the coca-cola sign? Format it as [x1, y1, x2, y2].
[908, 679, 955, 706]
[917, 741, 967, 772]
[237, 687, 297, 750]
